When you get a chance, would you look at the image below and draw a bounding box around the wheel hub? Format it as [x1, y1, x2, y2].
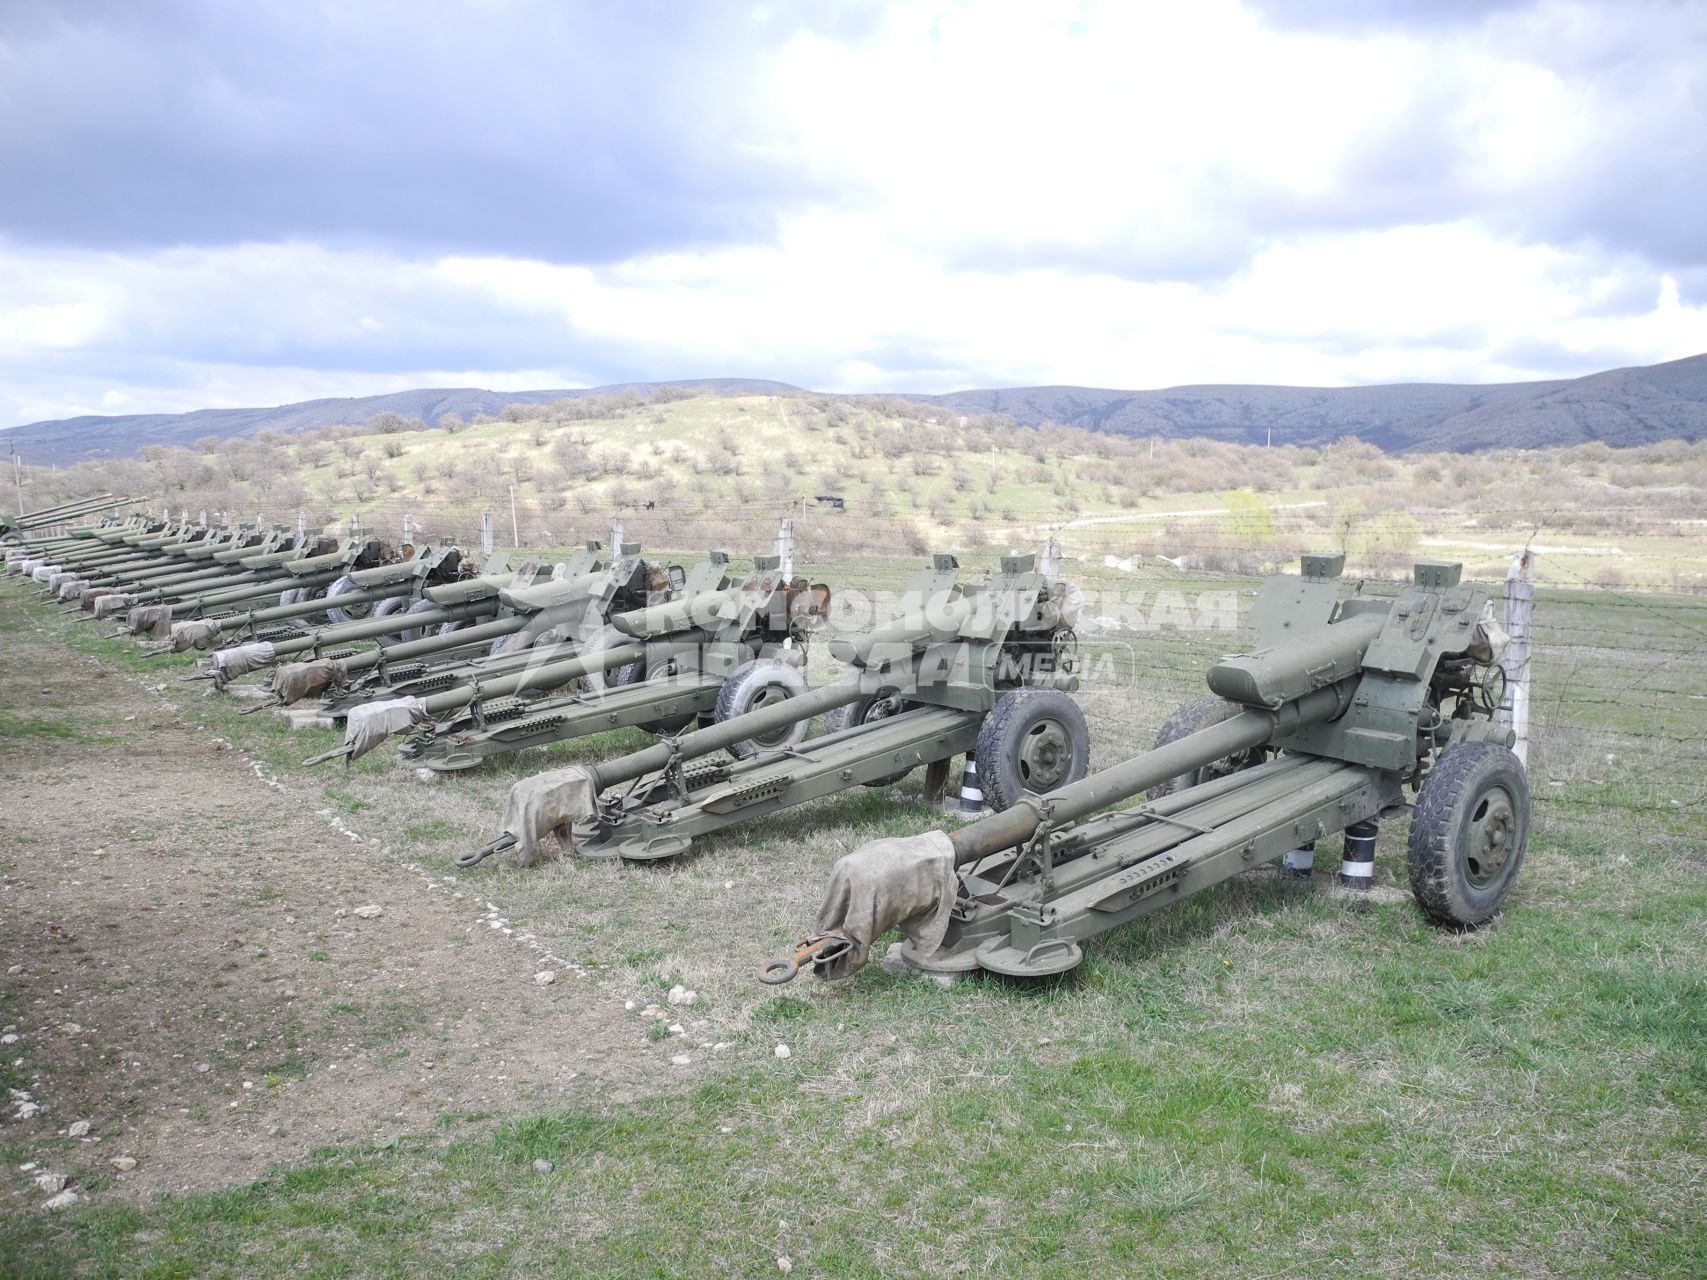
[749, 686, 795, 747]
[866, 694, 901, 723]
[1463, 785, 1516, 887]
[1019, 719, 1072, 790]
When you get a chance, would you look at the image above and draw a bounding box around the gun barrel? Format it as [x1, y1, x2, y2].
[202, 583, 410, 631]
[264, 600, 495, 659]
[833, 595, 976, 666]
[583, 674, 871, 794]
[337, 613, 527, 674]
[948, 684, 1350, 866]
[171, 569, 345, 614]
[17, 493, 116, 521]
[608, 586, 743, 638]
[17, 493, 146, 523]
[418, 639, 651, 716]
[944, 612, 1389, 867]
[15, 494, 140, 527]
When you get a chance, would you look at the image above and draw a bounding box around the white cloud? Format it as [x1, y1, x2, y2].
[2, 0, 1705, 425]
[6, 216, 1703, 430]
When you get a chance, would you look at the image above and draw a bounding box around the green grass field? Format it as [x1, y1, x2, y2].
[1, 547, 1703, 1278]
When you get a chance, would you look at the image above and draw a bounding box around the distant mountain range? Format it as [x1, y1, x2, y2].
[7, 357, 1706, 465]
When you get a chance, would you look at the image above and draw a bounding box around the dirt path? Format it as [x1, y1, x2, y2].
[0, 595, 661, 1205]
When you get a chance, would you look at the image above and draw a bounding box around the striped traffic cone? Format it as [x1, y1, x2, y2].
[946, 755, 983, 816]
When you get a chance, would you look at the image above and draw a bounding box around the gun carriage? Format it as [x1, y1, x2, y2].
[460, 552, 1090, 867]
[764, 556, 1527, 983]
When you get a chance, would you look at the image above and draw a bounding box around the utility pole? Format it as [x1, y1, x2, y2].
[10, 443, 22, 518]
[509, 485, 520, 547]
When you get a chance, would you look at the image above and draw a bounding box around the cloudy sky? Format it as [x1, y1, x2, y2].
[2, 0, 1705, 427]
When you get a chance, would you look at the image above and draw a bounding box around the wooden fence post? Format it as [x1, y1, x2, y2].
[1041, 535, 1064, 579]
[1497, 549, 1534, 766]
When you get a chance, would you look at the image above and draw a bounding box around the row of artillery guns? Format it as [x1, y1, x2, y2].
[0, 492, 152, 540]
[7, 503, 1527, 984]
[7, 504, 1100, 866]
[5, 508, 457, 643]
[4, 509, 847, 775]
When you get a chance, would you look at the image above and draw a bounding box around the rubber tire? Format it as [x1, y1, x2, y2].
[396, 598, 442, 643]
[277, 587, 303, 610]
[823, 689, 912, 787]
[975, 688, 1090, 812]
[1407, 741, 1529, 927]
[1146, 696, 1265, 800]
[296, 585, 331, 626]
[325, 574, 375, 625]
[368, 595, 407, 647]
[713, 659, 810, 759]
[616, 658, 696, 734]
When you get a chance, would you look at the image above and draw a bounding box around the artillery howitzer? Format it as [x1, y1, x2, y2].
[142, 533, 391, 621]
[80, 524, 274, 591]
[253, 545, 616, 709]
[50, 526, 333, 622]
[395, 550, 831, 772]
[105, 533, 432, 642]
[9, 513, 161, 567]
[216, 544, 619, 705]
[765, 556, 1527, 984]
[459, 552, 1088, 868]
[306, 540, 651, 713]
[299, 546, 823, 766]
[151, 539, 476, 652]
[5, 512, 164, 588]
[201, 550, 560, 699]
[83, 533, 368, 639]
[9, 517, 205, 605]
[1, 494, 149, 541]
[179, 543, 533, 690]
[287, 540, 655, 721]
[56, 525, 279, 606]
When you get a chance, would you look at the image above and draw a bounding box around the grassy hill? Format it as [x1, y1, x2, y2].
[0, 379, 804, 465]
[17, 389, 1707, 591]
[7, 356, 1707, 465]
